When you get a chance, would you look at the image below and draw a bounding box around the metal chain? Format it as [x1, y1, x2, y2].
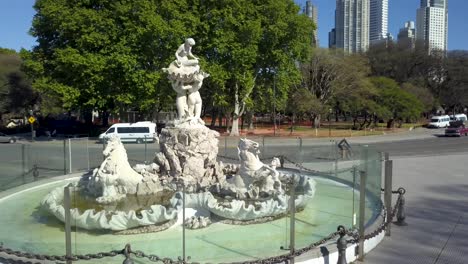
[0, 242, 121, 262]
[346, 192, 403, 244]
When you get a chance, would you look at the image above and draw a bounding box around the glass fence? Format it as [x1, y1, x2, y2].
[0, 136, 385, 263]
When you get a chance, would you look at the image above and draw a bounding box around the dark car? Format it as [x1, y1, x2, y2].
[445, 121, 468, 137]
[0, 132, 17, 143]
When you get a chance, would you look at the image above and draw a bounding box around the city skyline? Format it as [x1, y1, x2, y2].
[296, 0, 465, 51]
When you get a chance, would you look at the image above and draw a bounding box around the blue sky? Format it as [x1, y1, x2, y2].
[0, 0, 467, 51]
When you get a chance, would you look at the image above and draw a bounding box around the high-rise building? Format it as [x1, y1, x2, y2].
[416, 0, 448, 53]
[398, 21, 416, 49]
[329, 28, 336, 48]
[334, 0, 370, 53]
[369, 0, 388, 45]
[304, 0, 319, 47]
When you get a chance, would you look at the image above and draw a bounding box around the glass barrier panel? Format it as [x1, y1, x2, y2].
[0, 143, 30, 191]
[30, 140, 67, 179]
[87, 137, 106, 169]
[357, 145, 383, 233]
[365, 146, 383, 226]
[68, 138, 92, 173]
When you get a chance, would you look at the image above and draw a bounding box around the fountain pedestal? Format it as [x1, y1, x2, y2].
[155, 125, 223, 191]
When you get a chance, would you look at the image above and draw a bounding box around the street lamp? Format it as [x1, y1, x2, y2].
[329, 108, 332, 137]
[273, 74, 276, 136]
[29, 109, 34, 141]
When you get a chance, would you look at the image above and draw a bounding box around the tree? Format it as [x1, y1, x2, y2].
[440, 52, 468, 113]
[371, 77, 424, 128]
[195, 0, 314, 136]
[25, 0, 313, 134]
[24, 0, 197, 121]
[300, 50, 374, 128]
[0, 49, 38, 122]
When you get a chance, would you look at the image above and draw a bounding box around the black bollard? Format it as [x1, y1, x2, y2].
[122, 244, 134, 264]
[336, 225, 347, 264]
[395, 188, 408, 226]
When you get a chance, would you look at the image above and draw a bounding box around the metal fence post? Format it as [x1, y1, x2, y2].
[182, 182, 186, 262]
[358, 170, 367, 261]
[395, 188, 408, 226]
[123, 244, 134, 264]
[21, 144, 27, 184]
[224, 136, 227, 157]
[64, 185, 72, 264]
[86, 138, 90, 171]
[62, 140, 66, 175]
[337, 226, 347, 264]
[384, 153, 393, 236]
[144, 135, 148, 164]
[298, 137, 303, 165]
[289, 174, 296, 264]
[68, 139, 72, 174]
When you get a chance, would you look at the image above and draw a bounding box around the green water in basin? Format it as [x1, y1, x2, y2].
[0, 176, 380, 263]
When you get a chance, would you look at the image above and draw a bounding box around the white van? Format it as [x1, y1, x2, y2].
[99, 121, 157, 143]
[450, 114, 467, 122]
[428, 115, 451, 128]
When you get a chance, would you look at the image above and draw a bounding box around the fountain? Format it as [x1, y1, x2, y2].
[0, 38, 385, 263]
[40, 38, 316, 233]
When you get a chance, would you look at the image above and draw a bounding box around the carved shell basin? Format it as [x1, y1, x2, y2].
[41, 176, 316, 231]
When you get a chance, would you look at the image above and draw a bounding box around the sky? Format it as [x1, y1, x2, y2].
[0, 0, 467, 51]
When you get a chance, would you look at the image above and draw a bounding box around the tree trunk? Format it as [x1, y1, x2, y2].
[314, 114, 321, 129]
[210, 109, 217, 129]
[230, 84, 245, 137]
[218, 112, 223, 127]
[248, 111, 254, 130]
[386, 119, 394, 129]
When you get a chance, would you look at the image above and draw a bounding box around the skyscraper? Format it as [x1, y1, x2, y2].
[416, 0, 448, 53]
[304, 0, 319, 47]
[369, 0, 388, 44]
[333, 0, 370, 53]
[398, 21, 416, 49]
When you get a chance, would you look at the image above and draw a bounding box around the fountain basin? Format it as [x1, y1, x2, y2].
[0, 171, 382, 263]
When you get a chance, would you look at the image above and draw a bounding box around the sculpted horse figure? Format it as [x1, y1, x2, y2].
[88, 136, 144, 203]
[225, 138, 283, 198]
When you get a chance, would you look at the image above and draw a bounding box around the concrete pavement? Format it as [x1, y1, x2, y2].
[358, 153, 468, 264]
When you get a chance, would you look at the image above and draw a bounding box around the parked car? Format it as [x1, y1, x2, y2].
[444, 121, 468, 137]
[0, 132, 17, 143]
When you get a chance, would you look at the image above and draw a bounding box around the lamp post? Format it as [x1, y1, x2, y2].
[273, 74, 276, 136]
[29, 109, 34, 141]
[329, 108, 332, 137]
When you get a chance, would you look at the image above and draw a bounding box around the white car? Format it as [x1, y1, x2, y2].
[99, 122, 157, 143]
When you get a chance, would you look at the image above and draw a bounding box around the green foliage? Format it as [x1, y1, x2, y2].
[25, 0, 314, 120]
[371, 77, 424, 123]
[0, 49, 38, 118]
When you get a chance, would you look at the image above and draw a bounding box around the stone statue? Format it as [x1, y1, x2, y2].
[163, 38, 209, 125]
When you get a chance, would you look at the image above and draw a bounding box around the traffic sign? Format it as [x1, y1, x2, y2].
[28, 116, 36, 124]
